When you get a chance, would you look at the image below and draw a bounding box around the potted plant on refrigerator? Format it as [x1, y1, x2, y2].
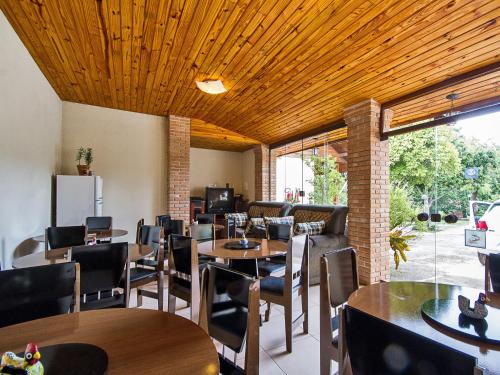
[76, 147, 94, 176]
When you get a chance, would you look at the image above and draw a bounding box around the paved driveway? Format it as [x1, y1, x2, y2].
[391, 221, 484, 289]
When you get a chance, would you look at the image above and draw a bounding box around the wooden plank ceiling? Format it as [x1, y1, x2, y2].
[191, 118, 259, 151]
[1, 0, 499, 150]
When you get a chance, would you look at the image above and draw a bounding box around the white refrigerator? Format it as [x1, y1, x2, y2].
[56, 175, 103, 226]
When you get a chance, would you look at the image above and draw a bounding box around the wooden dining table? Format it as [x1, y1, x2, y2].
[0, 309, 219, 374]
[197, 238, 288, 260]
[348, 281, 500, 374]
[12, 243, 153, 269]
[32, 229, 129, 242]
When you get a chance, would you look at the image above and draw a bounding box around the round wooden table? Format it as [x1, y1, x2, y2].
[348, 281, 500, 374]
[32, 229, 129, 242]
[12, 243, 152, 269]
[0, 309, 219, 374]
[197, 238, 287, 259]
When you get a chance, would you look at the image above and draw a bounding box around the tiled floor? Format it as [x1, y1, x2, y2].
[130, 283, 335, 375]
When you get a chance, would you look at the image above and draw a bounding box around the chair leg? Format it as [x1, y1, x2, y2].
[265, 302, 271, 322]
[285, 305, 293, 353]
[137, 288, 143, 307]
[168, 294, 176, 313]
[302, 296, 309, 334]
[320, 352, 331, 375]
[157, 273, 164, 311]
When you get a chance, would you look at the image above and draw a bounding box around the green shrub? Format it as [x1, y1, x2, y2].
[390, 185, 416, 230]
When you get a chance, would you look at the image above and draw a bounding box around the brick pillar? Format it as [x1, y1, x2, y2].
[254, 144, 276, 201]
[166, 115, 191, 223]
[344, 99, 391, 285]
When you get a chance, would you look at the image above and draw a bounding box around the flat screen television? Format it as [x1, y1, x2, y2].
[206, 187, 234, 214]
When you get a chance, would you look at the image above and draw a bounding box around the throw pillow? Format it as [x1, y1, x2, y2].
[293, 220, 326, 235]
[245, 217, 265, 234]
[225, 212, 248, 227]
[264, 216, 294, 226]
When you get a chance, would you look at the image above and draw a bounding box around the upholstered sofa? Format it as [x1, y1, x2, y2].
[289, 204, 348, 284]
[226, 202, 348, 285]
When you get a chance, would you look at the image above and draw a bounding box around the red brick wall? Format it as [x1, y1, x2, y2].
[253, 144, 277, 201]
[166, 115, 190, 223]
[345, 99, 391, 285]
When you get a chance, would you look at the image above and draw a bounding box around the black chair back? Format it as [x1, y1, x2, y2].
[323, 247, 358, 307]
[267, 223, 292, 242]
[156, 214, 171, 234]
[169, 219, 185, 235]
[489, 253, 500, 293]
[46, 225, 86, 249]
[205, 264, 255, 354]
[0, 263, 77, 328]
[138, 225, 162, 254]
[196, 213, 216, 224]
[190, 223, 215, 242]
[170, 235, 193, 276]
[71, 243, 128, 295]
[86, 216, 112, 231]
[344, 305, 478, 375]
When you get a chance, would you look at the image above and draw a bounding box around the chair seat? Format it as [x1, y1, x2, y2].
[199, 255, 216, 264]
[136, 258, 158, 268]
[260, 275, 301, 296]
[257, 259, 286, 277]
[80, 293, 125, 311]
[129, 267, 157, 283]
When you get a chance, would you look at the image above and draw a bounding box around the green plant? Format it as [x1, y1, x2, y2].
[305, 155, 345, 204]
[390, 185, 416, 230]
[84, 148, 93, 166]
[390, 228, 416, 269]
[75, 147, 85, 165]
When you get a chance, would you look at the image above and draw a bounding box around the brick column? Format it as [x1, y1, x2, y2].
[254, 144, 276, 201]
[344, 99, 391, 284]
[166, 115, 191, 223]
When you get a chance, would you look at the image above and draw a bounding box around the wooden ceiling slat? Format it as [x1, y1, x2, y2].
[225, 1, 498, 134]
[1, 0, 498, 146]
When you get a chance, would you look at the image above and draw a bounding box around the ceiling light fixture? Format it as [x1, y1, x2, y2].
[195, 80, 227, 94]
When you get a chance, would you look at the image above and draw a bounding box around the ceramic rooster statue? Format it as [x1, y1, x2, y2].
[458, 293, 488, 320]
[0, 343, 44, 375]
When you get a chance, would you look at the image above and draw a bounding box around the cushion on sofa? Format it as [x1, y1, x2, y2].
[293, 209, 333, 225]
[248, 205, 282, 218]
[294, 220, 326, 235]
[245, 217, 265, 234]
[264, 216, 294, 226]
[225, 212, 248, 227]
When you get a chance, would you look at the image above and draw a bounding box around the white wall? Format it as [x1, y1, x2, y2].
[0, 11, 63, 268]
[242, 149, 255, 201]
[190, 148, 242, 197]
[61, 102, 167, 243]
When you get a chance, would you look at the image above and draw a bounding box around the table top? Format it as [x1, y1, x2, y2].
[348, 281, 500, 373]
[32, 229, 129, 242]
[0, 309, 219, 374]
[12, 243, 152, 269]
[197, 238, 288, 259]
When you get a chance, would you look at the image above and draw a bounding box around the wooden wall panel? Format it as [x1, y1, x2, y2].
[1, 0, 498, 146]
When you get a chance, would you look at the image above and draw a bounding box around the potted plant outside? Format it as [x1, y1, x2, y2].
[76, 147, 93, 176]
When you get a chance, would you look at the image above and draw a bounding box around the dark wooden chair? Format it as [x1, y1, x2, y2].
[168, 235, 201, 321]
[190, 223, 215, 242]
[261, 234, 309, 353]
[190, 223, 216, 264]
[0, 262, 80, 328]
[70, 242, 129, 311]
[128, 225, 164, 310]
[319, 247, 358, 375]
[199, 264, 260, 375]
[85, 216, 112, 231]
[45, 225, 87, 257]
[135, 218, 145, 243]
[257, 223, 291, 277]
[485, 253, 500, 294]
[344, 304, 485, 375]
[196, 213, 216, 224]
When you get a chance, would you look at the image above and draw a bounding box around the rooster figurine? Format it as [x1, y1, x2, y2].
[458, 293, 488, 320]
[0, 343, 43, 375]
